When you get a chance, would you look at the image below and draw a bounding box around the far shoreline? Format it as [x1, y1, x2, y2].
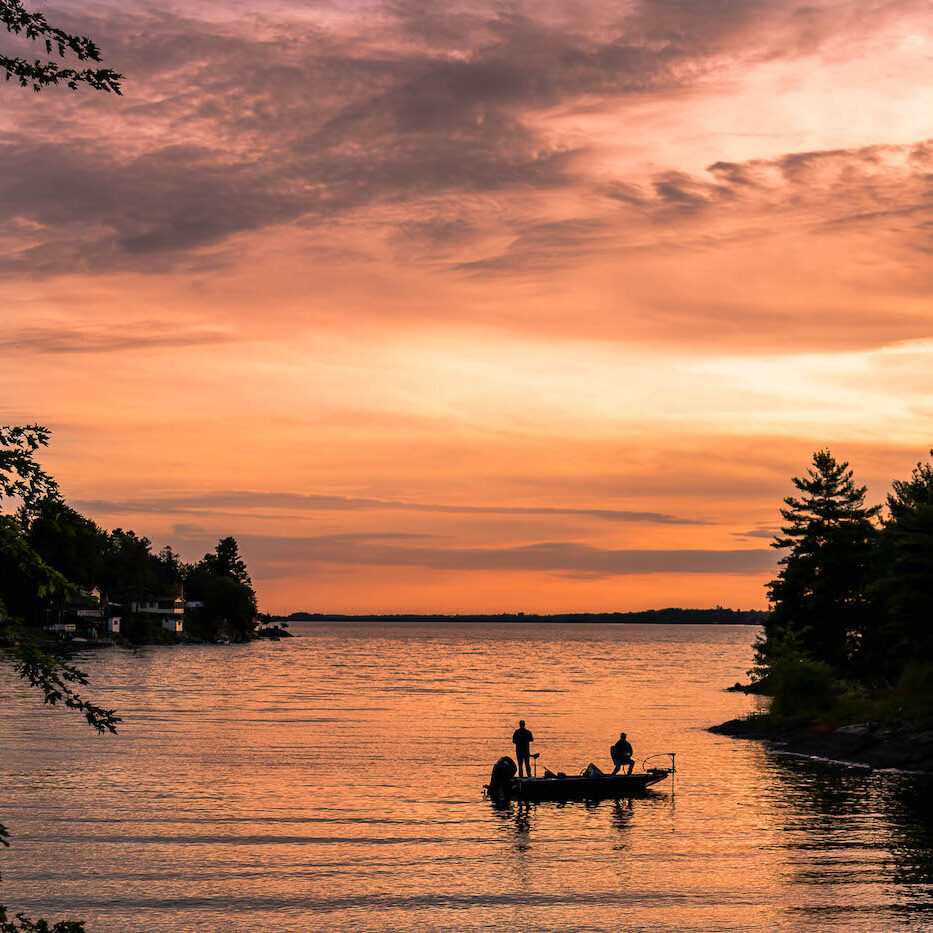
[277, 608, 767, 625]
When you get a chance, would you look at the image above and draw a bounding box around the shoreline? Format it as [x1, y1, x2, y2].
[710, 716, 933, 774]
[11, 625, 293, 652]
[280, 610, 766, 625]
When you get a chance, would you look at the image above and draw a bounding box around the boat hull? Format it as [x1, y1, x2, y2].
[509, 769, 669, 801]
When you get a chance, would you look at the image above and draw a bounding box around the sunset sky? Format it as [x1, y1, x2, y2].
[3, 0, 933, 612]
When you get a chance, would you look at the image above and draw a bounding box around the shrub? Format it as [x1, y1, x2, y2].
[768, 655, 842, 720]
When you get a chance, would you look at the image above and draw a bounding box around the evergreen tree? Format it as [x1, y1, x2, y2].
[101, 529, 160, 604]
[24, 499, 110, 588]
[204, 536, 252, 585]
[871, 452, 933, 672]
[156, 545, 187, 589]
[764, 449, 880, 671]
[185, 537, 257, 641]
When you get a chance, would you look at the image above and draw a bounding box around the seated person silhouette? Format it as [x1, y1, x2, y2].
[512, 720, 534, 778]
[611, 733, 635, 775]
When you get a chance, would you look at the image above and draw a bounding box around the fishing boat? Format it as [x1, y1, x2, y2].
[484, 754, 675, 802]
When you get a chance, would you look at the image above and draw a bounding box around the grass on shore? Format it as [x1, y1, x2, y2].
[742, 659, 933, 732]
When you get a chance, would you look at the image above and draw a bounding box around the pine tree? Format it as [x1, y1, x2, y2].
[871, 452, 933, 672]
[184, 538, 257, 641]
[765, 449, 880, 672]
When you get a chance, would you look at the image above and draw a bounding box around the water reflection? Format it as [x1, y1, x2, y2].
[491, 799, 534, 849]
[6, 622, 933, 932]
[882, 775, 933, 891]
[759, 752, 933, 925]
[610, 797, 634, 837]
[489, 792, 662, 850]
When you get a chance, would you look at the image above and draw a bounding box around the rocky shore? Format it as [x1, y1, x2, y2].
[710, 716, 933, 773]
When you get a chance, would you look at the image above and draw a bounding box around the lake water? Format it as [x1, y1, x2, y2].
[2, 622, 933, 932]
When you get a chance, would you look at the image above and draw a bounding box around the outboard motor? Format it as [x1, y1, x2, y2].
[485, 756, 517, 802]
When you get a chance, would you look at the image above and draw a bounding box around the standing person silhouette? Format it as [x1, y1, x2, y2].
[512, 720, 534, 778]
[611, 733, 635, 775]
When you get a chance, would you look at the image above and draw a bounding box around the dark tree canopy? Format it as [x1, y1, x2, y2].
[1, 0, 122, 93]
[23, 499, 109, 589]
[186, 537, 258, 640]
[204, 536, 253, 586]
[157, 545, 186, 585]
[764, 450, 880, 671]
[0, 426, 121, 734]
[870, 452, 933, 671]
[756, 446, 933, 718]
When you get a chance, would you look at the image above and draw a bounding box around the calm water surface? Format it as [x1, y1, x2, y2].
[2, 622, 933, 931]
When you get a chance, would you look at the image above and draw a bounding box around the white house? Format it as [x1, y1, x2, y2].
[133, 597, 184, 617]
[162, 618, 183, 633]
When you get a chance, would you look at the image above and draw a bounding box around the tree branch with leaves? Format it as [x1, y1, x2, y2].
[1, 426, 118, 931]
[1, 0, 122, 93]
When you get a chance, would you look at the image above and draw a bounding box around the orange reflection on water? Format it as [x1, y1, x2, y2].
[1, 623, 931, 931]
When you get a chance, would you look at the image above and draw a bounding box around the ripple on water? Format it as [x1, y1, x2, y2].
[2, 622, 933, 933]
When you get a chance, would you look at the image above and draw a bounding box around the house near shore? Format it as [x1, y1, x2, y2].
[132, 596, 185, 619]
[130, 595, 185, 633]
[72, 585, 104, 626]
[45, 586, 119, 640]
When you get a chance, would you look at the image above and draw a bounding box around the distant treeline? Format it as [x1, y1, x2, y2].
[281, 607, 768, 625]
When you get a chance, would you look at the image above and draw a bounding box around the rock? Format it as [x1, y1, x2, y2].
[725, 680, 771, 695]
[708, 718, 754, 735]
[709, 715, 933, 773]
[835, 723, 870, 736]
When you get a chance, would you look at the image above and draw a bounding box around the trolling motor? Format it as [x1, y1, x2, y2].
[641, 752, 677, 793]
[641, 752, 676, 772]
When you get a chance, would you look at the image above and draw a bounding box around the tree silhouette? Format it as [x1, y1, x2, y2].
[1, 0, 122, 93]
[765, 449, 880, 671]
[185, 538, 257, 641]
[205, 536, 252, 585]
[870, 452, 933, 673]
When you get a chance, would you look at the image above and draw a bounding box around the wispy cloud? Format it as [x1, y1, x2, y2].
[0, 323, 235, 354]
[75, 490, 707, 525]
[237, 532, 774, 577]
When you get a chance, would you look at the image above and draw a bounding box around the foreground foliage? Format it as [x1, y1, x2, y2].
[0, 905, 86, 933]
[0, 428, 103, 929]
[1, 0, 121, 93]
